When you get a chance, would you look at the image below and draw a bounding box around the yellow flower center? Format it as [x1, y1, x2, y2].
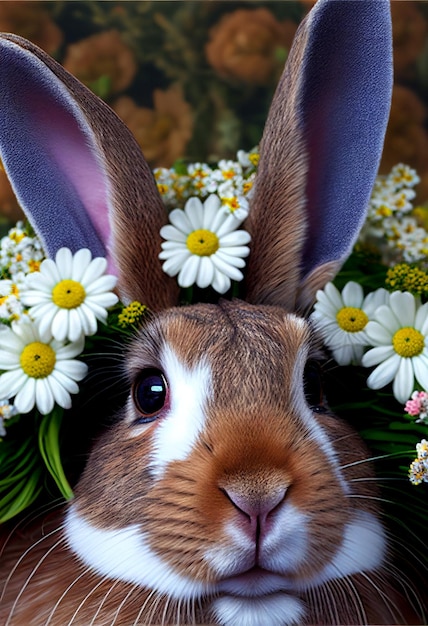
[186, 229, 219, 256]
[222, 197, 240, 212]
[20, 342, 56, 378]
[392, 327, 425, 358]
[52, 279, 86, 309]
[336, 307, 368, 332]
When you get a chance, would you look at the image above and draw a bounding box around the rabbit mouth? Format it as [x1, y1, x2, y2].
[216, 566, 293, 597]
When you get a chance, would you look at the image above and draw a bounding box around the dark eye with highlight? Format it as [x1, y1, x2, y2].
[304, 361, 327, 413]
[132, 369, 168, 423]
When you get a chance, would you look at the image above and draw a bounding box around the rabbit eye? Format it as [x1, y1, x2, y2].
[304, 361, 327, 413]
[132, 369, 168, 422]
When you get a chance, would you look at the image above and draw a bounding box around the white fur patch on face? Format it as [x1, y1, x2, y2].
[65, 505, 212, 600]
[212, 593, 304, 626]
[149, 345, 211, 477]
[298, 510, 386, 590]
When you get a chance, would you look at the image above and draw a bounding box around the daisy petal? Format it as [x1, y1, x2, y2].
[211, 255, 243, 281]
[14, 377, 36, 414]
[196, 256, 215, 289]
[71, 248, 92, 282]
[168, 208, 193, 234]
[56, 248, 73, 279]
[413, 353, 428, 391]
[219, 231, 251, 247]
[47, 375, 73, 409]
[84, 275, 117, 296]
[323, 282, 344, 310]
[184, 197, 204, 230]
[35, 377, 55, 415]
[212, 268, 230, 294]
[341, 282, 364, 308]
[50, 369, 80, 395]
[178, 255, 200, 288]
[55, 359, 88, 381]
[366, 353, 401, 390]
[0, 370, 28, 398]
[392, 358, 414, 404]
[390, 291, 415, 328]
[365, 320, 395, 346]
[361, 345, 395, 368]
[40, 258, 61, 285]
[202, 195, 222, 230]
[51, 309, 69, 342]
[160, 225, 188, 243]
[81, 258, 108, 286]
[161, 252, 192, 277]
[68, 308, 85, 343]
[216, 250, 247, 268]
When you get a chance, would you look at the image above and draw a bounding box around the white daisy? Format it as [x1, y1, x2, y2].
[361, 291, 428, 404]
[311, 281, 390, 366]
[20, 247, 118, 343]
[159, 195, 251, 294]
[0, 320, 88, 415]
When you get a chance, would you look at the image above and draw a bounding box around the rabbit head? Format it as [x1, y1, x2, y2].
[0, 1, 404, 625]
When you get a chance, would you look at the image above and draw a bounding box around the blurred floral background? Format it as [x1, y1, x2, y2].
[0, 0, 428, 226]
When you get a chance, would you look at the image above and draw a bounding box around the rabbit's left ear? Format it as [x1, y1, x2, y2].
[0, 33, 179, 310]
[245, 0, 393, 313]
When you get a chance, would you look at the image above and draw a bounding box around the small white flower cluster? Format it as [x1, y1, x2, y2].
[0, 221, 44, 285]
[311, 282, 428, 404]
[409, 439, 428, 486]
[359, 163, 428, 264]
[0, 222, 45, 323]
[158, 149, 256, 294]
[0, 224, 118, 422]
[0, 399, 18, 437]
[154, 147, 259, 220]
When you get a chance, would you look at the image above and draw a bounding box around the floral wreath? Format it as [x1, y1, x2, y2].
[0, 150, 427, 528]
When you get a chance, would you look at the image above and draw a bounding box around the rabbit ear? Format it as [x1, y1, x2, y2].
[245, 0, 393, 313]
[0, 33, 179, 310]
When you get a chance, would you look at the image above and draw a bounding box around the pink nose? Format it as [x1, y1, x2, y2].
[222, 487, 287, 541]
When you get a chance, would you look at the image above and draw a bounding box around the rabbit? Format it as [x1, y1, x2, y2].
[0, 0, 423, 624]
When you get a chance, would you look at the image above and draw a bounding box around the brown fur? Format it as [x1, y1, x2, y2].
[0, 302, 421, 624]
[0, 3, 422, 624]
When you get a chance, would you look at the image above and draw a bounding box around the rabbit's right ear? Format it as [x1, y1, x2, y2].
[0, 33, 179, 311]
[245, 0, 393, 313]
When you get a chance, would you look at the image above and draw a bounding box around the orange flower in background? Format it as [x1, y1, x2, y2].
[205, 8, 297, 85]
[113, 87, 194, 168]
[380, 84, 428, 200]
[0, 170, 23, 222]
[63, 30, 137, 96]
[391, 1, 427, 78]
[380, 85, 428, 173]
[0, 1, 62, 54]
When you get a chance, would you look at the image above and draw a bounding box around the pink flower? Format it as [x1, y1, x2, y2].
[405, 390, 428, 420]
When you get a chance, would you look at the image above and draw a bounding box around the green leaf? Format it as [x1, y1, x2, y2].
[38, 408, 73, 500]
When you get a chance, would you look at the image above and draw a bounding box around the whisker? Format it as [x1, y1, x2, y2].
[89, 576, 122, 626]
[340, 451, 410, 470]
[45, 569, 88, 626]
[110, 583, 138, 626]
[132, 587, 159, 626]
[359, 569, 406, 624]
[1, 524, 63, 605]
[4, 533, 67, 626]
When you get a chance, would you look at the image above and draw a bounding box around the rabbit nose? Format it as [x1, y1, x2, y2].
[222, 487, 287, 541]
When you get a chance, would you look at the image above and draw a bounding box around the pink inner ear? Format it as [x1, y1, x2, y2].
[33, 97, 115, 270]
